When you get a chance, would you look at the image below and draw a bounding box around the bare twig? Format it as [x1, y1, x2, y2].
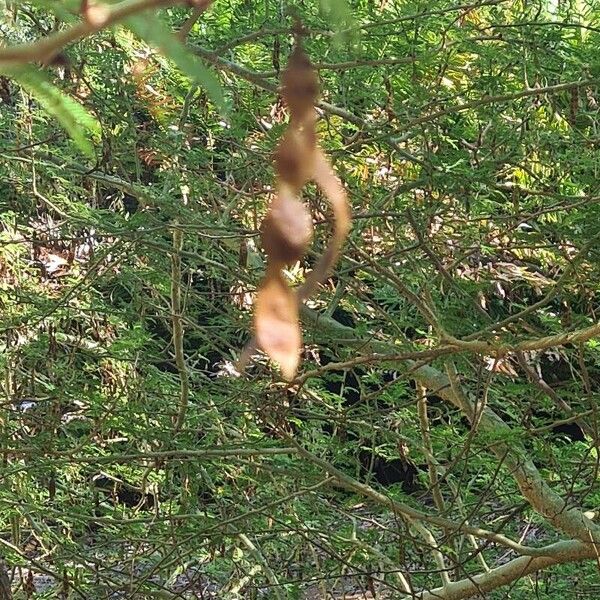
[171, 225, 189, 432]
[409, 539, 600, 600]
[0, 0, 198, 66]
[176, 2, 211, 41]
[281, 434, 554, 555]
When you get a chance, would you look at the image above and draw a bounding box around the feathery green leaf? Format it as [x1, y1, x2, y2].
[2, 65, 100, 158]
[126, 14, 227, 114]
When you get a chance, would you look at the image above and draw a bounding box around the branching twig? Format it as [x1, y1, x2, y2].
[408, 539, 599, 600]
[300, 307, 600, 543]
[397, 79, 600, 134]
[0, 0, 197, 66]
[281, 434, 548, 555]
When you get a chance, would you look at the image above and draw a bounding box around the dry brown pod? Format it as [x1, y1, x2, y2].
[274, 128, 317, 189]
[254, 271, 301, 381]
[261, 189, 313, 266]
[240, 30, 351, 381]
[281, 44, 319, 119]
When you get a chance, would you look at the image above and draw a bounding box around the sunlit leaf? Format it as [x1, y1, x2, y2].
[20, 0, 79, 21]
[319, 0, 356, 41]
[125, 14, 226, 114]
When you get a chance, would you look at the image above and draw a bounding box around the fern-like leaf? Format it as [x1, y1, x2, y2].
[126, 14, 227, 114]
[3, 65, 100, 158]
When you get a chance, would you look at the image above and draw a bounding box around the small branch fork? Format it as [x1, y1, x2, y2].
[278, 431, 600, 600]
[296, 307, 600, 599]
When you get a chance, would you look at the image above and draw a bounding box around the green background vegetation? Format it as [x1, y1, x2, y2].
[1, 0, 600, 598]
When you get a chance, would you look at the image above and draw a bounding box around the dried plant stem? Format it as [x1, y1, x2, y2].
[171, 225, 189, 432]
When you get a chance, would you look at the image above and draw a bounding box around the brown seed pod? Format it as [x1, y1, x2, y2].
[254, 270, 301, 381]
[238, 27, 351, 381]
[261, 189, 313, 265]
[274, 127, 317, 189]
[281, 45, 319, 119]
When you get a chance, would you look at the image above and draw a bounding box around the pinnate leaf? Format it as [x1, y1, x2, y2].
[2, 65, 100, 157]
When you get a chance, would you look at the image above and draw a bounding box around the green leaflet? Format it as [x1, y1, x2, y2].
[2, 66, 100, 158]
[319, 0, 356, 39]
[125, 14, 227, 114]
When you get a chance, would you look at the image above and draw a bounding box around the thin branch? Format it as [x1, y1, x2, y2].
[215, 27, 290, 52]
[282, 434, 550, 556]
[238, 534, 283, 600]
[515, 350, 596, 441]
[191, 44, 368, 127]
[417, 383, 447, 515]
[449, 319, 600, 355]
[411, 539, 599, 600]
[5, 447, 298, 463]
[176, 2, 211, 41]
[351, 242, 450, 338]
[398, 79, 600, 134]
[411, 519, 452, 590]
[0, 0, 194, 66]
[293, 347, 465, 386]
[300, 306, 600, 543]
[314, 57, 416, 70]
[463, 233, 600, 340]
[171, 224, 189, 432]
[358, 0, 511, 32]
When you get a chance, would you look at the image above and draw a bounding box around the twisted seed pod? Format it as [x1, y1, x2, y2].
[239, 29, 351, 381]
[261, 189, 313, 266]
[255, 269, 301, 381]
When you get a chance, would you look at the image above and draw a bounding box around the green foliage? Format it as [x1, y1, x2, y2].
[2, 65, 100, 157]
[21, 0, 80, 21]
[125, 14, 227, 114]
[1, 1, 600, 598]
[319, 0, 356, 41]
